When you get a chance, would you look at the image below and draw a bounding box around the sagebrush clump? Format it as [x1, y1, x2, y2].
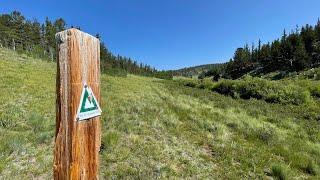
[179, 76, 316, 105]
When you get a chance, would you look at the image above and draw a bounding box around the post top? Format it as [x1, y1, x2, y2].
[55, 28, 100, 43]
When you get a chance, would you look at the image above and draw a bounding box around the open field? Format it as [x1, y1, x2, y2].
[0, 48, 320, 179]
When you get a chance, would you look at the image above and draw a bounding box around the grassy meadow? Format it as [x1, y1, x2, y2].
[1, 48, 320, 179]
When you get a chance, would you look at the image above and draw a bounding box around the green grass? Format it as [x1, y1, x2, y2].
[0, 48, 320, 179]
[271, 164, 288, 180]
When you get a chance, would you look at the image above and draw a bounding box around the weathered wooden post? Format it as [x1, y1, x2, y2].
[54, 28, 102, 179]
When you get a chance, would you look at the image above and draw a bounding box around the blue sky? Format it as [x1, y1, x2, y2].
[1, 1, 320, 70]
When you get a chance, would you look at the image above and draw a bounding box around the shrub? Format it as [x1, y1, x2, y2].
[154, 71, 173, 80]
[211, 76, 312, 105]
[307, 83, 320, 98]
[182, 80, 198, 88]
[293, 79, 320, 98]
[211, 80, 235, 97]
[196, 79, 215, 90]
[315, 69, 320, 80]
[180, 75, 315, 105]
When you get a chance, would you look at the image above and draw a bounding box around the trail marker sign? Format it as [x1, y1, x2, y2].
[77, 85, 102, 121]
[55, 28, 101, 179]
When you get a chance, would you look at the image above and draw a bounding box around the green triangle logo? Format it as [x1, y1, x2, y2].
[76, 85, 102, 121]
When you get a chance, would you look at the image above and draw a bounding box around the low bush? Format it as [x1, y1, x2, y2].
[178, 76, 315, 105]
[175, 79, 198, 88]
[293, 80, 320, 98]
[153, 71, 173, 80]
[196, 79, 216, 89]
[315, 69, 320, 80]
[185, 81, 197, 88]
[297, 68, 320, 80]
[211, 76, 312, 105]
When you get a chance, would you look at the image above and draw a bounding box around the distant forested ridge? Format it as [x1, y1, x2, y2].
[199, 20, 320, 80]
[172, 63, 224, 78]
[0, 11, 172, 79]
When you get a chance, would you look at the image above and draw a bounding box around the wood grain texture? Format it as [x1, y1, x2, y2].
[54, 28, 101, 180]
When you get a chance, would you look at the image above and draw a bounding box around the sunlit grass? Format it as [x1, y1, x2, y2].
[0, 48, 319, 179]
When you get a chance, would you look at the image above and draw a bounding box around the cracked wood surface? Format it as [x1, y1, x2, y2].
[54, 28, 101, 180]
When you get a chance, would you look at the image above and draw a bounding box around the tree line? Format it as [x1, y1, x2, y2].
[0, 11, 64, 61]
[172, 63, 224, 78]
[201, 20, 320, 80]
[0, 11, 172, 79]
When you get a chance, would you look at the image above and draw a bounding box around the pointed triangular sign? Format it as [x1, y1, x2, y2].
[76, 85, 102, 121]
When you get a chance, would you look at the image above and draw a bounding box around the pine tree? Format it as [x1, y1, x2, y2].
[44, 17, 56, 60]
[54, 18, 66, 32]
[312, 41, 320, 66]
[260, 43, 271, 72]
[270, 40, 282, 71]
[316, 18, 320, 41]
[293, 38, 310, 71]
[300, 24, 316, 57]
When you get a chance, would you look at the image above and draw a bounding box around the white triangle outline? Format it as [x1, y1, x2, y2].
[76, 85, 102, 121]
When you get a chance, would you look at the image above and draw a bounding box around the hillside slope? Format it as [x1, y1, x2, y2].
[172, 63, 224, 77]
[0, 49, 320, 179]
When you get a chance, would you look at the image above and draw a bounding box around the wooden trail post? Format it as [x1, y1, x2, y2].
[54, 28, 101, 179]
